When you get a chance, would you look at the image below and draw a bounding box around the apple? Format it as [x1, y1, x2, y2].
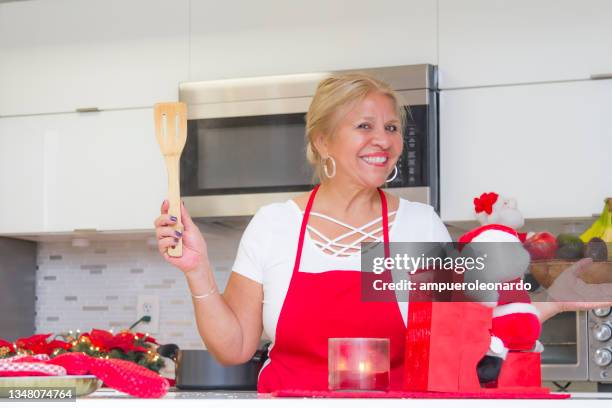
[524, 231, 558, 260]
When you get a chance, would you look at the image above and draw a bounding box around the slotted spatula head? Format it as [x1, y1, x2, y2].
[154, 102, 187, 156]
[154, 102, 187, 257]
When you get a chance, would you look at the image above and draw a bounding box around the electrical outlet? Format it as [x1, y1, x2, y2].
[136, 295, 160, 334]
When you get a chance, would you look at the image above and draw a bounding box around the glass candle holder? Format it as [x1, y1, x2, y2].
[328, 338, 390, 391]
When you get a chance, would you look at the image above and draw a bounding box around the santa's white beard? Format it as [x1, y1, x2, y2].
[479, 208, 524, 230]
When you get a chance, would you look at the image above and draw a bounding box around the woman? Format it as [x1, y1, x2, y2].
[154, 73, 610, 392]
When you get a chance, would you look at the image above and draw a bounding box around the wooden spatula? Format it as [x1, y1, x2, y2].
[154, 102, 187, 257]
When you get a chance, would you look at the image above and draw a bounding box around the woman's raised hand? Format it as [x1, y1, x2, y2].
[154, 200, 208, 276]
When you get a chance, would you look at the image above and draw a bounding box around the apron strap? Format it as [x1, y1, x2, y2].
[293, 185, 391, 273]
[293, 184, 320, 274]
[377, 187, 391, 260]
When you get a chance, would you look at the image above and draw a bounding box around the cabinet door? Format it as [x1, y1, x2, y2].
[439, 80, 612, 221]
[438, 0, 612, 88]
[0, 118, 44, 234]
[44, 109, 166, 232]
[189, 0, 437, 80]
[0, 0, 189, 116]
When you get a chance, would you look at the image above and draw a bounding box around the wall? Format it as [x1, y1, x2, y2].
[35, 222, 244, 348]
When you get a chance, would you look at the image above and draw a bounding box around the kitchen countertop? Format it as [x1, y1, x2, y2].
[75, 388, 612, 407]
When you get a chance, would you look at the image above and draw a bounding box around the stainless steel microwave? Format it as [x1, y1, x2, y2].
[178, 64, 439, 218]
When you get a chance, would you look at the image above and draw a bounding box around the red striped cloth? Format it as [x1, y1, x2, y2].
[0, 361, 66, 377]
[1, 354, 50, 363]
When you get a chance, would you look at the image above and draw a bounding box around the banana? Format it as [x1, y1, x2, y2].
[602, 210, 612, 242]
[581, 202, 607, 242]
[581, 198, 612, 243]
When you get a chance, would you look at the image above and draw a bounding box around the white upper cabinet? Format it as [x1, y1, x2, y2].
[439, 79, 612, 221]
[0, 117, 44, 234]
[189, 0, 437, 80]
[438, 0, 612, 88]
[43, 109, 166, 232]
[0, 0, 189, 116]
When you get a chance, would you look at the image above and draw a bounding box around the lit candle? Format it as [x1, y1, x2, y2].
[328, 338, 390, 391]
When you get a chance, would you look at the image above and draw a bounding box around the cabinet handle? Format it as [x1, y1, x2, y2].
[590, 73, 612, 80]
[75, 107, 101, 113]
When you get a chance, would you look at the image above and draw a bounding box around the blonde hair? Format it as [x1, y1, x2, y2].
[305, 72, 406, 182]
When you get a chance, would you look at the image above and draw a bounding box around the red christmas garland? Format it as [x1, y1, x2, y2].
[0, 330, 161, 370]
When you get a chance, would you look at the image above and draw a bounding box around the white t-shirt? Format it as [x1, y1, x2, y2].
[231, 198, 452, 342]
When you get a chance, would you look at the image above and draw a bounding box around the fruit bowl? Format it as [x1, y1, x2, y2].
[529, 259, 612, 288]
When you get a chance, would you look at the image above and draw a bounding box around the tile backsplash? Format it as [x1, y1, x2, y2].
[35, 222, 244, 349]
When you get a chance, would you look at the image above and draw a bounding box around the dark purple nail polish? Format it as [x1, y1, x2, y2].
[175, 230, 182, 237]
[170, 215, 177, 222]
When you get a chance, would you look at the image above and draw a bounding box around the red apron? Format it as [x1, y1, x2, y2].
[257, 185, 407, 393]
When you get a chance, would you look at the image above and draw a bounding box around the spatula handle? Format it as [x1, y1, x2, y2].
[165, 156, 183, 257]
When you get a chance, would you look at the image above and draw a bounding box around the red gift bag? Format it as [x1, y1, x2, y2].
[404, 302, 492, 392]
[497, 351, 542, 388]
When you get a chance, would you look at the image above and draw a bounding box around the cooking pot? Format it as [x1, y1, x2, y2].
[157, 342, 269, 390]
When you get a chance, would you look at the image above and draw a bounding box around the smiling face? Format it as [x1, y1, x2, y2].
[316, 91, 403, 188]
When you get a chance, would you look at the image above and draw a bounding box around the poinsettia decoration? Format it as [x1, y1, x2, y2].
[14, 334, 71, 355]
[79, 329, 154, 353]
[0, 329, 164, 373]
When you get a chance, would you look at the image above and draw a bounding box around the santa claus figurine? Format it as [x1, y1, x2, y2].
[473, 192, 534, 242]
[458, 192, 543, 387]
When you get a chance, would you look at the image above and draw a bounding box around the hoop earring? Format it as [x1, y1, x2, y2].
[322, 156, 336, 179]
[386, 165, 398, 183]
